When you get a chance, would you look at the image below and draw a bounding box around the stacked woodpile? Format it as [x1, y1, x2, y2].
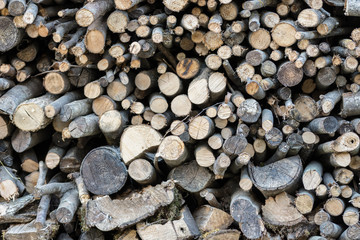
[2, 0, 360, 238]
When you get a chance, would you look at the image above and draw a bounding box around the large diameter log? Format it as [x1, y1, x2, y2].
[86, 180, 175, 231]
[0, 77, 44, 115]
[0, 17, 23, 52]
[248, 155, 303, 197]
[13, 93, 57, 132]
[163, 0, 188, 12]
[168, 161, 213, 193]
[81, 146, 127, 195]
[120, 124, 162, 164]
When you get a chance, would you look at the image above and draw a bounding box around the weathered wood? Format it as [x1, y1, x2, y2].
[339, 224, 360, 240]
[0, 166, 25, 201]
[60, 147, 86, 174]
[80, 146, 127, 195]
[67, 114, 100, 138]
[11, 128, 50, 153]
[20, 149, 38, 173]
[86, 180, 176, 231]
[168, 161, 213, 193]
[302, 161, 323, 190]
[230, 189, 265, 239]
[0, 17, 23, 52]
[249, 155, 303, 197]
[4, 219, 59, 240]
[56, 188, 79, 223]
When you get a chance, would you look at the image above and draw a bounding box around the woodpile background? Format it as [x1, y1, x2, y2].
[1, 0, 360, 238]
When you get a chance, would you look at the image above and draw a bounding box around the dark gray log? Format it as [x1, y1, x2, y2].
[80, 146, 127, 195]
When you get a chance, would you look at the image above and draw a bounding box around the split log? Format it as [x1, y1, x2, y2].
[262, 192, 316, 239]
[302, 161, 323, 190]
[86, 180, 176, 231]
[120, 124, 162, 164]
[193, 205, 233, 232]
[4, 219, 59, 240]
[248, 155, 303, 197]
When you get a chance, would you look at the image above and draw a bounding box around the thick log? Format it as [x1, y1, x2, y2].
[249, 155, 303, 197]
[13, 93, 58, 132]
[85, 17, 107, 54]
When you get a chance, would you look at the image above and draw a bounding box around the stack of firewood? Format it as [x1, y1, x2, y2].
[1, 0, 360, 239]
